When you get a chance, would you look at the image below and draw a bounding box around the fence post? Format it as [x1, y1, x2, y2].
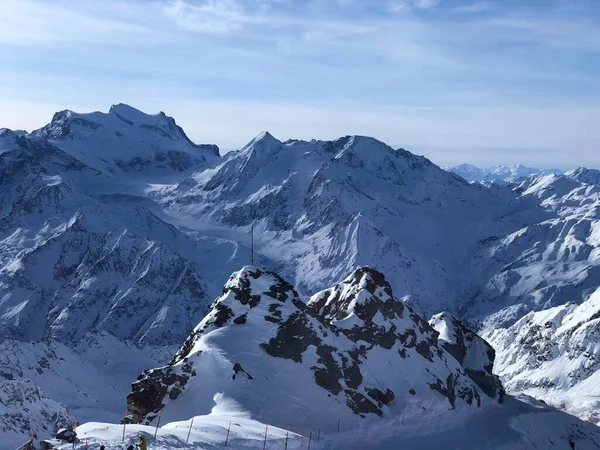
[154, 410, 163, 440]
[317, 428, 321, 441]
[186, 417, 195, 444]
[73, 419, 78, 449]
[122, 408, 128, 442]
[262, 424, 269, 450]
[224, 420, 231, 447]
[284, 428, 289, 450]
[308, 429, 312, 450]
[337, 417, 340, 432]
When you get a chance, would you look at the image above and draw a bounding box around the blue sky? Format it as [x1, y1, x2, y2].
[1, 0, 599, 168]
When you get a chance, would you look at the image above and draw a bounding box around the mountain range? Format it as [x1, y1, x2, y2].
[1, 104, 599, 449]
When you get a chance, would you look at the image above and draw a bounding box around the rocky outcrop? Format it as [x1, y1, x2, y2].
[128, 267, 486, 430]
[0, 379, 72, 448]
[429, 312, 504, 400]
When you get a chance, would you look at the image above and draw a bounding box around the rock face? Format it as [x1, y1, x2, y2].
[0, 379, 72, 448]
[429, 312, 503, 400]
[488, 287, 600, 424]
[128, 267, 493, 432]
[566, 167, 600, 186]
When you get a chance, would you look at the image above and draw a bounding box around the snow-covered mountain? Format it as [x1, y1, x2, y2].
[30, 104, 219, 175]
[120, 267, 600, 450]
[128, 267, 491, 432]
[2, 104, 600, 447]
[488, 286, 600, 425]
[566, 167, 600, 186]
[447, 163, 563, 184]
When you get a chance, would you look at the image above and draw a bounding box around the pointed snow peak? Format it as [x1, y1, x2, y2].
[0, 128, 16, 140]
[239, 131, 285, 162]
[243, 131, 282, 151]
[345, 266, 394, 297]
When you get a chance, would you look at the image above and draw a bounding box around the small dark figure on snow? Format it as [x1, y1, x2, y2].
[127, 445, 135, 450]
[100, 446, 105, 450]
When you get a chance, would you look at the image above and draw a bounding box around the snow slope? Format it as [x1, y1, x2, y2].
[36, 395, 600, 450]
[566, 167, 600, 186]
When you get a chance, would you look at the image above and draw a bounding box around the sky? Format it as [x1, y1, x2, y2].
[0, 0, 599, 168]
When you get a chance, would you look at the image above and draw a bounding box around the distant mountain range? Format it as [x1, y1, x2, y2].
[446, 163, 564, 184]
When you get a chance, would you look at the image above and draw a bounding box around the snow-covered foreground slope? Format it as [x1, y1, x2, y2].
[42, 396, 600, 449]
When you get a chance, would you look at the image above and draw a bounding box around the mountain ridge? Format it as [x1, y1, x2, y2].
[1, 104, 600, 446]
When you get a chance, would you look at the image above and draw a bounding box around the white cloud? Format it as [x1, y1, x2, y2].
[389, 0, 441, 13]
[453, 1, 494, 13]
[164, 0, 253, 34]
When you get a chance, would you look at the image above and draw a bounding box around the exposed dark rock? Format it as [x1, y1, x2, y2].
[232, 363, 254, 380]
[429, 312, 504, 399]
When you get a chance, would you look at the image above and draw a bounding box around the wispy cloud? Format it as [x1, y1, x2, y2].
[164, 0, 262, 34]
[388, 0, 441, 13]
[453, 1, 494, 13]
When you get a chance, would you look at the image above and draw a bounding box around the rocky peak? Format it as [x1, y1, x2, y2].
[429, 312, 503, 400]
[308, 267, 398, 324]
[566, 167, 600, 186]
[128, 267, 486, 429]
[241, 131, 284, 159]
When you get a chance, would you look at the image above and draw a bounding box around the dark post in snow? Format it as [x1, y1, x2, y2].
[337, 417, 340, 432]
[284, 428, 289, 450]
[317, 428, 321, 441]
[154, 410, 162, 440]
[251, 222, 254, 266]
[224, 420, 231, 447]
[308, 429, 313, 450]
[186, 416, 195, 444]
[262, 424, 269, 450]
